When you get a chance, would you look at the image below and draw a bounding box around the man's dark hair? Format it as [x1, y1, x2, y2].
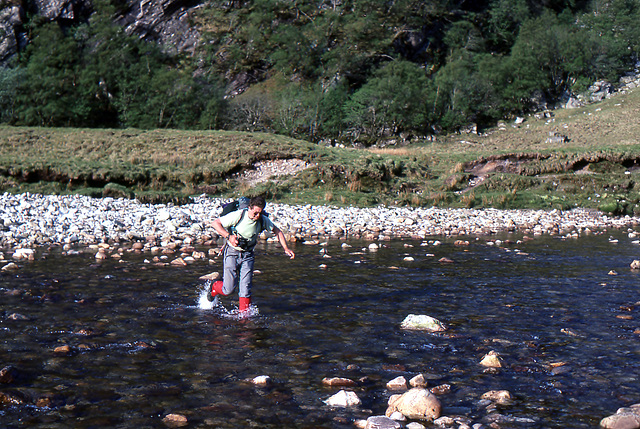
[249, 196, 266, 209]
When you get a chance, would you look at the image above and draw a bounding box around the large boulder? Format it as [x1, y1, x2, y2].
[385, 388, 441, 421]
[601, 405, 640, 429]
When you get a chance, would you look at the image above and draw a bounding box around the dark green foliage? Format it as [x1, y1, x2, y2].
[343, 60, 434, 139]
[2, 0, 640, 142]
[10, 0, 227, 130]
[15, 23, 86, 126]
[0, 66, 22, 123]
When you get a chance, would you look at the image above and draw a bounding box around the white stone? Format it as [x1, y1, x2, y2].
[324, 390, 361, 407]
[386, 376, 407, 390]
[12, 248, 35, 260]
[251, 375, 271, 386]
[400, 314, 446, 332]
[156, 210, 171, 222]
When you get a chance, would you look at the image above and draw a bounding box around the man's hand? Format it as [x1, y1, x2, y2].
[228, 234, 239, 247]
[284, 248, 295, 259]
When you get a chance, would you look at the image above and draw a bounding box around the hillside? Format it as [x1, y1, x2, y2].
[2, 0, 640, 146]
[1, 86, 639, 214]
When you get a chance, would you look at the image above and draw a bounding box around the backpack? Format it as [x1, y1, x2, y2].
[220, 196, 250, 217]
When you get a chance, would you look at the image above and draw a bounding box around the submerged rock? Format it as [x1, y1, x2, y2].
[0, 366, 17, 384]
[365, 415, 402, 429]
[481, 390, 512, 404]
[162, 413, 188, 428]
[322, 377, 357, 387]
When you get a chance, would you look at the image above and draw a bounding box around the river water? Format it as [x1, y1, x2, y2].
[1, 231, 640, 428]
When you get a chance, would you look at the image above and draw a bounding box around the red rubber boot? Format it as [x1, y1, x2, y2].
[239, 297, 251, 312]
[207, 280, 224, 302]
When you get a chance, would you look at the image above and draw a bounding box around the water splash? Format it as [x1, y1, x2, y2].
[197, 281, 216, 310]
[196, 281, 260, 319]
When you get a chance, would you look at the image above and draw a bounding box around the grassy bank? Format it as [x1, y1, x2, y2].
[1, 88, 640, 213]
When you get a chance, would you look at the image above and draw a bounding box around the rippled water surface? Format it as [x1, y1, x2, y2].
[2, 232, 640, 428]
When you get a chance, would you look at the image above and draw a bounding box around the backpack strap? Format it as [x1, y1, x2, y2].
[230, 209, 247, 235]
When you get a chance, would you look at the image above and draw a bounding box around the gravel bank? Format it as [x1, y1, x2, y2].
[1, 192, 639, 251]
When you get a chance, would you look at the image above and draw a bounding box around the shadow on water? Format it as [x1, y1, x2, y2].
[2, 231, 640, 427]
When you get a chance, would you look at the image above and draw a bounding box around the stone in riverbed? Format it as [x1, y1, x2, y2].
[12, 248, 35, 260]
[429, 384, 451, 395]
[163, 413, 188, 427]
[1, 262, 19, 271]
[7, 313, 29, 321]
[400, 314, 447, 332]
[199, 272, 220, 281]
[365, 415, 402, 429]
[481, 390, 512, 404]
[479, 351, 503, 368]
[0, 366, 17, 383]
[250, 375, 271, 386]
[322, 377, 357, 387]
[409, 374, 428, 387]
[385, 388, 441, 421]
[600, 404, 640, 429]
[324, 390, 361, 407]
[95, 249, 109, 260]
[53, 345, 73, 354]
[386, 376, 408, 390]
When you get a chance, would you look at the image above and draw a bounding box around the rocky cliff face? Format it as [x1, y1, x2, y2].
[0, 6, 24, 65]
[0, 0, 203, 66]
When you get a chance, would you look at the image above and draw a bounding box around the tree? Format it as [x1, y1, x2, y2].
[343, 60, 433, 141]
[15, 22, 88, 126]
[0, 66, 22, 123]
[487, 0, 530, 51]
[434, 53, 500, 131]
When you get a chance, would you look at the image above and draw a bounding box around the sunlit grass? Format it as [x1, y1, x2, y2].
[1, 87, 640, 211]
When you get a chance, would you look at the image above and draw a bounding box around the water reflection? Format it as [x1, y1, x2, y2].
[1, 232, 640, 427]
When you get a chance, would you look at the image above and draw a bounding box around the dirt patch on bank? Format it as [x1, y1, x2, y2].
[464, 153, 550, 176]
[233, 159, 314, 185]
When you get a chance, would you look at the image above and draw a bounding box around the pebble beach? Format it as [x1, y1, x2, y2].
[1, 192, 639, 252]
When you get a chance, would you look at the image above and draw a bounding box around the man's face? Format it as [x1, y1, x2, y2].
[247, 205, 263, 220]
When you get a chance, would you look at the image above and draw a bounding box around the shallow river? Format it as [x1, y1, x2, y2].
[1, 232, 640, 428]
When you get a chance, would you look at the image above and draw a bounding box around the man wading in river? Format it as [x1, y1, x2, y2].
[208, 196, 295, 312]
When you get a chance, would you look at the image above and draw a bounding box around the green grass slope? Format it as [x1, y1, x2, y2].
[1, 87, 639, 213]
